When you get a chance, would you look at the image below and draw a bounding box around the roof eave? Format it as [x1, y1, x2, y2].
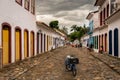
[94, 0, 105, 6]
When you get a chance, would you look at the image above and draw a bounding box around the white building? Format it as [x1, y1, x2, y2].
[81, 34, 89, 47]
[86, 11, 100, 52]
[0, 0, 36, 66]
[0, 0, 66, 67]
[95, 0, 109, 53]
[105, 0, 120, 57]
[36, 21, 66, 52]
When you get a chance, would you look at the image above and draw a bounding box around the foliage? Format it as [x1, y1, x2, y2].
[49, 20, 59, 29]
[68, 24, 88, 42]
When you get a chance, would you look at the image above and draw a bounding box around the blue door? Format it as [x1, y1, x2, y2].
[114, 28, 118, 57]
[109, 30, 112, 55]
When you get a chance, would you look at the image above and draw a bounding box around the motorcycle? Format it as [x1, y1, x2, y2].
[65, 55, 79, 76]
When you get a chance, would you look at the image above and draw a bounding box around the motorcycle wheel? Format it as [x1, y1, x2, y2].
[72, 69, 77, 76]
[66, 65, 71, 71]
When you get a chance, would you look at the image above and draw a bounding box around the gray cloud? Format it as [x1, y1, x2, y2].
[36, 0, 97, 33]
[36, 0, 96, 15]
[54, 11, 69, 17]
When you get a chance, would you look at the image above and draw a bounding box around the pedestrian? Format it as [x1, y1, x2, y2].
[100, 46, 103, 54]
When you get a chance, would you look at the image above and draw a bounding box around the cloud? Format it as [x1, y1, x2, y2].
[36, 0, 97, 34]
[36, 0, 96, 15]
[54, 11, 69, 17]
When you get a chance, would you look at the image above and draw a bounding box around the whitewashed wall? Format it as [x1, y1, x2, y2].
[81, 35, 89, 47]
[0, 0, 37, 63]
[108, 15, 120, 58]
[92, 30, 100, 52]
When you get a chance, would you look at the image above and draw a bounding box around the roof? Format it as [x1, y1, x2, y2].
[36, 21, 56, 33]
[36, 21, 67, 38]
[54, 28, 67, 37]
[94, 0, 105, 6]
[86, 10, 98, 20]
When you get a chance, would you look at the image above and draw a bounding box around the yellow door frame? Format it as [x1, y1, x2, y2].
[15, 28, 21, 61]
[24, 30, 29, 58]
[2, 24, 11, 66]
[30, 31, 34, 57]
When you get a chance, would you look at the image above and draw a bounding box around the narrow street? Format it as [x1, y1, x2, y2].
[0, 46, 120, 80]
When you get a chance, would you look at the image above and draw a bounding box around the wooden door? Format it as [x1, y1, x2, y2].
[3, 26, 10, 65]
[24, 31, 28, 58]
[15, 29, 21, 61]
[30, 32, 34, 56]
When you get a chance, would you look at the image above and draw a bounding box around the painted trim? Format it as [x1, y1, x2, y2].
[99, 35, 101, 51]
[114, 28, 119, 57]
[31, 0, 35, 15]
[1, 22, 12, 66]
[15, 27, 22, 61]
[37, 32, 39, 54]
[44, 34, 46, 52]
[105, 33, 107, 52]
[30, 31, 35, 56]
[24, 0, 30, 11]
[15, 0, 22, 6]
[24, 29, 29, 57]
[109, 30, 112, 55]
[41, 33, 43, 53]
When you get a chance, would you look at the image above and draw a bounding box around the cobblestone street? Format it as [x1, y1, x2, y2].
[0, 46, 120, 80]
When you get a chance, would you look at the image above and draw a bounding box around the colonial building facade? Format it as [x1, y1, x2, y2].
[82, 0, 120, 58]
[95, 0, 120, 57]
[86, 11, 100, 52]
[105, 0, 120, 57]
[0, 0, 66, 67]
[95, 0, 110, 53]
[81, 34, 89, 47]
[0, 0, 36, 66]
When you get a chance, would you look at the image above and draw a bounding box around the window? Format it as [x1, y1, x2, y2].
[102, 10, 104, 25]
[103, 8, 105, 20]
[24, 0, 30, 10]
[16, 0, 22, 5]
[100, 11, 102, 26]
[107, 4, 109, 17]
[103, 8, 105, 25]
[31, 0, 35, 14]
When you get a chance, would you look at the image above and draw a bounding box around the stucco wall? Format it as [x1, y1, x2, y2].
[92, 30, 100, 52]
[93, 13, 99, 29]
[108, 18, 120, 57]
[0, 0, 37, 63]
[81, 35, 89, 47]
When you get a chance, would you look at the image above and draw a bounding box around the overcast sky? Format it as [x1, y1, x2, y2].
[36, 0, 97, 33]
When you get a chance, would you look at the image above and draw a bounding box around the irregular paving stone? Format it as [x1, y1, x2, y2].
[93, 77, 102, 80]
[0, 46, 120, 80]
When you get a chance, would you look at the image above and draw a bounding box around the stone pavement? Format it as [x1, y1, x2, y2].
[0, 46, 120, 80]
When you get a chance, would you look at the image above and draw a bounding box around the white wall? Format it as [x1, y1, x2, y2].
[0, 0, 66, 64]
[36, 25, 65, 51]
[0, 0, 37, 63]
[93, 13, 99, 29]
[108, 17, 120, 57]
[92, 30, 100, 52]
[81, 35, 89, 47]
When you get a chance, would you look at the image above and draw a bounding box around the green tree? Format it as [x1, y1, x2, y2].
[71, 25, 78, 32]
[69, 32, 78, 42]
[69, 24, 89, 42]
[49, 20, 59, 29]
